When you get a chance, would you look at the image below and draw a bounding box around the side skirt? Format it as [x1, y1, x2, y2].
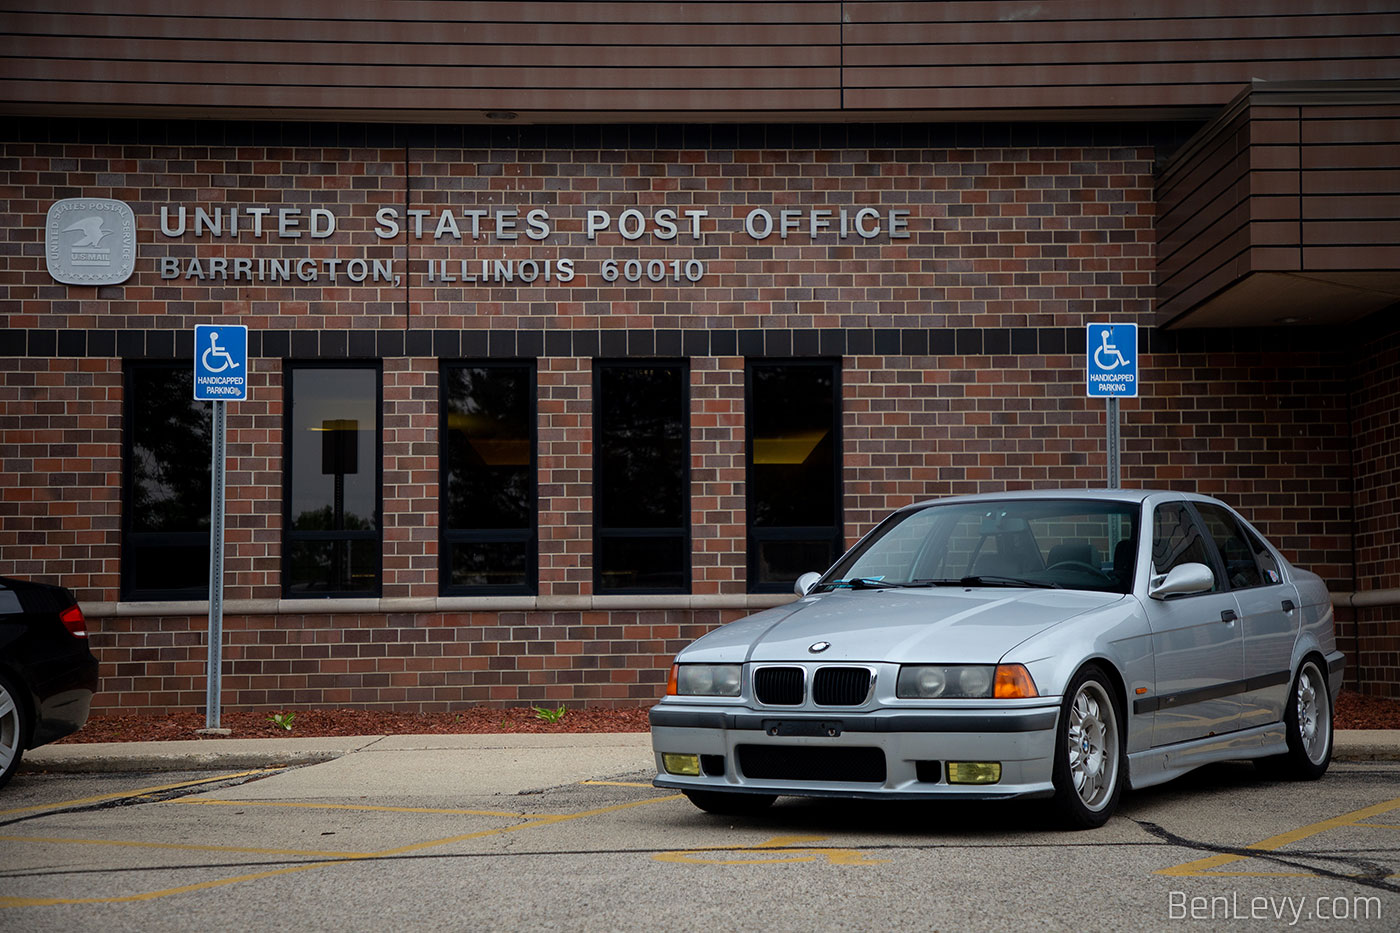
[1127, 722, 1287, 790]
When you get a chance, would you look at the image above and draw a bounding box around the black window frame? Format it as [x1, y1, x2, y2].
[121, 360, 212, 601]
[592, 358, 691, 595]
[282, 360, 384, 598]
[439, 359, 538, 596]
[745, 358, 844, 594]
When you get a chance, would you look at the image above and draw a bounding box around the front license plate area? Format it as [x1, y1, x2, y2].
[764, 719, 843, 737]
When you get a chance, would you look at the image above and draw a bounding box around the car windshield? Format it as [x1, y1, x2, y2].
[820, 498, 1140, 595]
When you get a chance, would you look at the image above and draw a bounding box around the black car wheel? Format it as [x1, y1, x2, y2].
[0, 671, 29, 789]
[683, 789, 777, 816]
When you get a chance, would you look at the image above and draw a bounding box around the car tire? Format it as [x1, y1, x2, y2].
[1260, 658, 1332, 781]
[683, 790, 777, 816]
[1050, 664, 1125, 830]
[0, 670, 29, 789]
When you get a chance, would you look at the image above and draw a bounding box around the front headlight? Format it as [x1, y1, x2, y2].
[897, 664, 995, 698]
[896, 663, 1038, 699]
[669, 663, 742, 697]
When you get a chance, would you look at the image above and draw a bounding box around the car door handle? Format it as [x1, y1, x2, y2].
[1282, 599, 1296, 612]
[1220, 610, 1238, 623]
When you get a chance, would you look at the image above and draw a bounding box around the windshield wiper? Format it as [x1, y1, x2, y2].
[956, 575, 1062, 589]
[819, 577, 900, 591]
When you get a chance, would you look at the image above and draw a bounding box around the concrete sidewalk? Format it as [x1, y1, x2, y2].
[20, 729, 1400, 774]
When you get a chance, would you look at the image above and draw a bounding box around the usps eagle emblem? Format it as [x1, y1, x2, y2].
[46, 198, 136, 286]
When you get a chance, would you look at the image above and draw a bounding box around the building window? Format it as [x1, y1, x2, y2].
[747, 361, 842, 592]
[441, 363, 536, 594]
[594, 361, 688, 593]
[284, 365, 380, 596]
[123, 363, 211, 600]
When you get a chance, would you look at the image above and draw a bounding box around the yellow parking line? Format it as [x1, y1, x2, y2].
[370, 794, 685, 857]
[0, 770, 280, 818]
[1157, 794, 1400, 877]
[0, 861, 336, 907]
[172, 798, 530, 818]
[654, 834, 890, 866]
[581, 780, 654, 788]
[0, 833, 367, 860]
[0, 790, 684, 907]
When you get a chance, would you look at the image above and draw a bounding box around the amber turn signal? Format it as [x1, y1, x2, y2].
[666, 663, 680, 696]
[992, 663, 1038, 699]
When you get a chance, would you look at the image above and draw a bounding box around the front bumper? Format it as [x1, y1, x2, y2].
[650, 702, 1061, 801]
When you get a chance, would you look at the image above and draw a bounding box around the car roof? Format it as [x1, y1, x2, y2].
[898, 488, 1221, 511]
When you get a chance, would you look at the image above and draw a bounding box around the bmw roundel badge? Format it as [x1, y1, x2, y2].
[809, 641, 831, 653]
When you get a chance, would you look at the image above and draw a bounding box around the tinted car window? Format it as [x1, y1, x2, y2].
[1194, 502, 1270, 589]
[1151, 502, 1221, 592]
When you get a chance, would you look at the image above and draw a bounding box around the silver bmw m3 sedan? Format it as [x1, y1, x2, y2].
[650, 490, 1342, 828]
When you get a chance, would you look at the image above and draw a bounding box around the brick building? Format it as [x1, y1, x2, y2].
[1, 3, 1398, 711]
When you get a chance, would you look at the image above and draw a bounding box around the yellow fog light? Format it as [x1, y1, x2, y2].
[662, 753, 701, 776]
[947, 761, 1002, 784]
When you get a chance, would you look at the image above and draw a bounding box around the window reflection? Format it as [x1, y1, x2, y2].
[285, 366, 379, 595]
[442, 364, 535, 593]
[124, 364, 210, 599]
[748, 362, 842, 591]
[595, 363, 687, 592]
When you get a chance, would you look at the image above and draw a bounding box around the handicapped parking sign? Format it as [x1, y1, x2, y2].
[1086, 323, 1137, 398]
[193, 324, 248, 401]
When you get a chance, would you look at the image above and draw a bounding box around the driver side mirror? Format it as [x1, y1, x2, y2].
[1148, 562, 1215, 600]
[794, 571, 823, 596]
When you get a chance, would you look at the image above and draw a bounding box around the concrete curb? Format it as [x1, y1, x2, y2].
[19, 730, 1396, 775]
[21, 735, 390, 773]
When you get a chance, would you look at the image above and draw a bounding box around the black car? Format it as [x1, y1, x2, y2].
[0, 576, 99, 787]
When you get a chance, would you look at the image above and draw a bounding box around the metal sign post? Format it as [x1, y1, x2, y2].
[193, 325, 248, 734]
[1086, 323, 1137, 489]
[205, 400, 227, 731]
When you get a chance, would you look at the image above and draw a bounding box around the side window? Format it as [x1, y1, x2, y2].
[124, 363, 211, 599]
[284, 365, 381, 596]
[1245, 528, 1284, 585]
[441, 363, 536, 594]
[1151, 502, 1221, 592]
[1194, 503, 1267, 589]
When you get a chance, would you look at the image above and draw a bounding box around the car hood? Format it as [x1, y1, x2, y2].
[681, 588, 1123, 664]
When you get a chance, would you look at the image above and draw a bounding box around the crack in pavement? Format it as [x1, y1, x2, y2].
[1134, 820, 1400, 893]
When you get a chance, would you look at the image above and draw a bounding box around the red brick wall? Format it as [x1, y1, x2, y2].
[692, 356, 746, 594]
[538, 357, 593, 597]
[94, 609, 743, 711]
[1349, 314, 1400, 696]
[1, 120, 1392, 711]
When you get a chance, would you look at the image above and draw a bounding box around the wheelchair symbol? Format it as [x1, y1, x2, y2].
[201, 330, 240, 373]
[1093, 329, 1131, 371]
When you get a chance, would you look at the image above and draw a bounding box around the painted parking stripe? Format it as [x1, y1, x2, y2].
[0, 770, 280, 818]
[0, 833, 367, 860]
[172, 798, 530, 818]
[1157, 794, 1400, 878]
[0, 789, 683, 908]
[655, 834, 890, 866]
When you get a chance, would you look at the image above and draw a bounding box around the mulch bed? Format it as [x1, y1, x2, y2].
[60, 706, 651, 742]
[57, 689, 1400, 743]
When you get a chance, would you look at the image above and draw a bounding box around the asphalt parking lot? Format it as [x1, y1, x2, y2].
[2, 736, 1397, 931]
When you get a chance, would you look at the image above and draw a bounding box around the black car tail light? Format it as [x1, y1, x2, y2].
[59, 604, 87, 638]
